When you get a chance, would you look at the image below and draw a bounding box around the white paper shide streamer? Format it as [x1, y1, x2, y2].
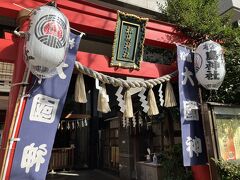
[115, 86, 125, 113]
[82, 120, 85, 127]
[139, 115, 143, 127]
[138, 87, 149, 113]
[132, 115, 136, 127]
[158, 84, 164, 106]
[126, 117, 130, 127]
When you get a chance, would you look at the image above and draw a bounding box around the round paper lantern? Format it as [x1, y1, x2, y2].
[194, 40, 225, 90]
[25, 5, 70, 79]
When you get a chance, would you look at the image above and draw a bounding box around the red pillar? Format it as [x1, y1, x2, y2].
[0, 20, 28, 179]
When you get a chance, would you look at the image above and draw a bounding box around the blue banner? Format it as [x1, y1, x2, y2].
[10, 33, 81, 179]
[177, 45, 207, 166]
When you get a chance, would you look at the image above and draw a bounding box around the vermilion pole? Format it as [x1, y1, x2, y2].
[192, 165, 211, 180]
[0, 19, 29, 179]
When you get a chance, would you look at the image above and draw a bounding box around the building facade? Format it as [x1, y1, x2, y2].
[219, 0, 240, 23]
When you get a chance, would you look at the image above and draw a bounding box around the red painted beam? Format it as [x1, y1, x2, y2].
[47, 0, 117, 21]
[0, 0, 187, 48]
[76, 52, 176, 78]
[0, 37, 176, 78]
[54, 0, 182, 34]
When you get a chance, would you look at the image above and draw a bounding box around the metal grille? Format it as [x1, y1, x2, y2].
[0, 62, 14, 92]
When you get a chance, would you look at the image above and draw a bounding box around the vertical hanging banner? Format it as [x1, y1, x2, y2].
[10, 33, 81, 179]
[177, 45, 207, 166]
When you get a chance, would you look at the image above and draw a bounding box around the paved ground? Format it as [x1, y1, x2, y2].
[46, 170, 120, 180]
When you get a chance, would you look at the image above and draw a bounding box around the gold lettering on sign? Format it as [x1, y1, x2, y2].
[122, 26, 133, 59]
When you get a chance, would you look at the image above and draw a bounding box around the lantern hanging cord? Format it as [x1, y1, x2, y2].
[74, 61, 177, 89]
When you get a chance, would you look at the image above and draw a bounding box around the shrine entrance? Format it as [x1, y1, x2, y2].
[47, 74, 122, 175]
[47, 71, 182, 180]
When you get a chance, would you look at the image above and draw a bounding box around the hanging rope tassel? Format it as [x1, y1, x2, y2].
[147, 88, 159, 116]
[164, 81, 177, 107]
[74, 73, 87, 103]
[97, 83, 111, 113]
[124, 89, 133, 118]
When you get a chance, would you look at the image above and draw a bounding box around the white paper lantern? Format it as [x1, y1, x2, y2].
[25, 5, 70, 79]
[194, 40, 225, 90]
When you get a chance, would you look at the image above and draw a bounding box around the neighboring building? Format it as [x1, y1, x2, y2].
[219, 0, 240, 24]
[87, 0, 166, 20]
[0, 1, 186, 179]
[110, 0, 166, 13]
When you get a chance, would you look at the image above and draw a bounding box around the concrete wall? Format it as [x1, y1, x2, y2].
[88, 0, 166, 20]
[122, 0, 240, 22]
[232, 0, 240, 9]
[115, 0, 167, 13]
[219, 0, 240, 22]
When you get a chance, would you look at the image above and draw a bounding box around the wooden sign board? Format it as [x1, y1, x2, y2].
[111, 11, 148, 69]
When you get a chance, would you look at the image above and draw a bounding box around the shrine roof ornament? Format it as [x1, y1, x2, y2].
[111, 11, 148, 69]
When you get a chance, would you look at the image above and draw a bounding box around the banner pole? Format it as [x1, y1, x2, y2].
[1, 69, 30, 180]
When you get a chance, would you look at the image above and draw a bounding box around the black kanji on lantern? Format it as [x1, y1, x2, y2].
[205, 70, 220, 80]
[206, 50, 218, 61]
[205, 49, 220, 80]
[205, 61, 220, 71]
